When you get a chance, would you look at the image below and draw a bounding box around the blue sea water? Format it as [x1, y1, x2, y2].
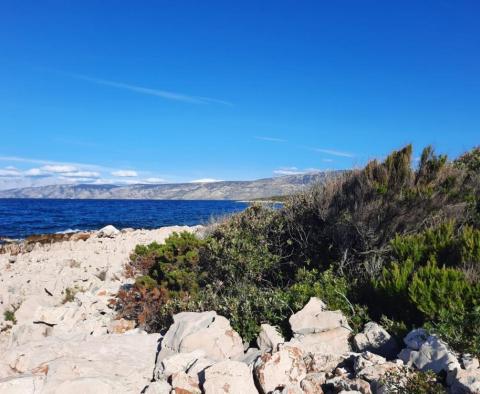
[0, 199, 249, 239]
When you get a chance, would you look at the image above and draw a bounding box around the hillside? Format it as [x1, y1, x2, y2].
[0, 172, 339, 200]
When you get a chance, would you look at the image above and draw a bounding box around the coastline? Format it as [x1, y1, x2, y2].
[0, 224, 202, 392]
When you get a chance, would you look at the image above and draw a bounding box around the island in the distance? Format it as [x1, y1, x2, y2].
[0, 171, 341, 200]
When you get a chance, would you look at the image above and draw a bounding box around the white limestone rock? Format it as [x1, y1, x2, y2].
[203, 360, 258, 394]
[398, 334, 460, 374]
[257, 323, 285, 353]
[353, 322, 399, 359]
[403, 328, 428, 350]
[143, 381, 172, 394]
[157, 311, 244, 363]
[97, 225, 120, 238]
[154, 350, 205, 380]
[254, 346, 307, 393]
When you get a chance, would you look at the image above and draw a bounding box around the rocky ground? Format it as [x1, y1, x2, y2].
[1, 226, 479, 393]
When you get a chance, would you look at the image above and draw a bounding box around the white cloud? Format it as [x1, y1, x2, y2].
[41, 164, 77, 173]
[62, 171, 101, 178]
[273, 167, 304, 175]
[0, 168, 21, 177]
[111, 170, 138, 177]
[24, 168, 49, 177]
[273, 167, 323, 176]
[313, 148, 354, 158]
[66, 73, 232, 106]
[143, 177, 166, 184]
[190, 178, 223, 183]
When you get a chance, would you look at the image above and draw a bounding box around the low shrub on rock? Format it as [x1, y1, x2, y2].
[116, 145, 480, 355]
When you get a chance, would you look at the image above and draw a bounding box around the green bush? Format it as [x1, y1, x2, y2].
[148, 231, 206, 296]
[409, 263, 474, 320]
[116, 145, 480, 357]
[3, 309, 16, 324]
[135, 275, 158, 290]
[381, 370, 446, 393]
[426, 306, 480, 356]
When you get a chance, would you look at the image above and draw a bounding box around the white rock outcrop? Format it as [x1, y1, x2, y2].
[97, 225, 120, 238]
[203, 360, 258, 394]
[398, 333, 460, 374]
[287, 297, 351, 355]
[155, 311, 244, 369]
[0, 225, 202, 394]
[254, 346, 307, 393]
[257, 323, 285, 353]
[353, 322, 399, 359]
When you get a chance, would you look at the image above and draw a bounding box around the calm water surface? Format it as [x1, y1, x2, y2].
[0, 199, 249, 239]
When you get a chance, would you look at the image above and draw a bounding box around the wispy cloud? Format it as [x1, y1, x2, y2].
[0, 155, 104, 171]
[143, 177, 166, 184]
[312, 148, 354, 158]
[0, 168, 21, 177]
[66, 73, 232, 106]
[111, 170, 138, 177]
[255, 136, 287, 143]
[62, 171, 101, 178]
[273, 167, 304, 175]
[190, 178, 224, 183]
[41, 165, 77, 173]
[273, 167, 323, 176]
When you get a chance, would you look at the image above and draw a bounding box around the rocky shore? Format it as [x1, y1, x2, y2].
[0, 226, 479, 393]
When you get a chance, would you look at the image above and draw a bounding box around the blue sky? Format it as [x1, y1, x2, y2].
[0, 0, 479, 189]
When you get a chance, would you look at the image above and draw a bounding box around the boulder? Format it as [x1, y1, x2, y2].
[237, 348, 262, 366]
[1, 332, 160, 392]
[144, 381, 172, 394]
[448, 367, 480, 394]
[300, 373, 326, 394]
[170, 371, 202, 394]
[257, 324, 284, 352]
[287, 297, 351, 355]
[203, 360, 258, 394]
[353, 322, 399, 359]
[154, 350, 205, 380]
[107, 318, 135, 334]
[158, 311, 244, 363]
[185, 357, 216, 382]
[289, 298, 347, 335]
[97, 225, 120, 238]
[289, 327, 351, 355]
[398, 334, 460, 374]
[461, 354, 479, 371]
[329, 377, 372, 394]
[403, 328, 428, 350]
[354, 352, 403, 384]
[0, 375, 45, 394]
[305, 352, 345, 373]
[254, 346, 307, 393]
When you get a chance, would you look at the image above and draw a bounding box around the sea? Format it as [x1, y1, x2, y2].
[0, 199, 250, 240]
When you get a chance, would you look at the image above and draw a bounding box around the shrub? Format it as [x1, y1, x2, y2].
[409, 263, 475, 321]
[3, 309, 16, 324]
[381, 370, 446, 393]
[426, 306, 480, 356]
[147, 231, 205, 297]
[62, 286, 84, 304]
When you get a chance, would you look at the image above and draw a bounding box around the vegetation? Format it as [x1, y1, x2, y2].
[62, 286, 85, 304]
[115, 145, 480, 354]
[3, 309, 16, 324]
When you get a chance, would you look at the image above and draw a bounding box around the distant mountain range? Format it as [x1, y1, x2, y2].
[0, 172, 340, 200]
